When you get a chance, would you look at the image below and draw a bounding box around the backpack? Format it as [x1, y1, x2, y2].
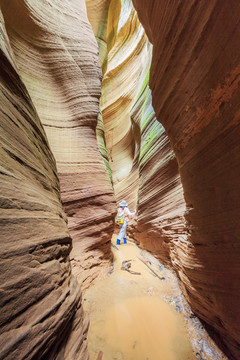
[115, 208, 126, 224]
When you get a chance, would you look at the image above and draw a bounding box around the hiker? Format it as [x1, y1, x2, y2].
[115, 200, 135, 245]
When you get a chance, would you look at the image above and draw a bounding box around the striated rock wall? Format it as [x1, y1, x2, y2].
[87, 0, 186, 261]
[0, 11, 87, 359]
[131, 68, 186, 263]
[86, 0, 121, 77]
[88, 0, 143, 209]
[2, 0, 239, 358]
[0, 0, 116, 289]
[132, 1, 240, 358]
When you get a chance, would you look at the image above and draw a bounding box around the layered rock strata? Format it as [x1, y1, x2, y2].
[87, 0, 186, 261]
[1, 0, 240, 359]
[131, 69, 186, 263]
[0, 11, 87, 359]
[132, 1, 240, 358]
[87, 0, 144, 208]
[0, 0, 116, 289]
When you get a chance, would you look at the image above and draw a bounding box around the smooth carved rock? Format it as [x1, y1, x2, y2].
[87, 0, 186, 263]
[88, 0, 141, 208]
[87, 0, 145, 209]
[86, 0, 121, 189]
[86, 0, 119, 75]
[132, 1, 240, 358]
[0, 0, 116, 289]
[131, 74, 186, 263]
[0, 10, 87, 359]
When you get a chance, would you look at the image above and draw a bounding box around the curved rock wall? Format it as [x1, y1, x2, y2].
[2, 0, 239, 358]
[86, 0, 121, 76]
[0, 0, 116, 289]
[87, 0, 146, 208]
[0, 11, 87, 359]
[87, 0, 186, 260]
[132, 68, 186, 263]
[132, 1, 240, 358]
[86, 0, 121, 189]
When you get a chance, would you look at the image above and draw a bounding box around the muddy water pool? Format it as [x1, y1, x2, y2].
[83, 238, 197, 360]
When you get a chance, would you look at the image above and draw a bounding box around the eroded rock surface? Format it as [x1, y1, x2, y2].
[1, 0, 240, 359]
[132, 73, 186, 263]
[87, 0, 186, 265]
[132, 1, 240, 358]
[0, 0, 116, 289]
[87, 0, 141, 208]
[0, 11, 87, 359]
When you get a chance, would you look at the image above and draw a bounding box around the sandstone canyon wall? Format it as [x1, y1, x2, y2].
[1, 0, 240, 359]
[132, 69, 186, 263]
[87, 0, 186, 262]
[132, 1, 240, 358]
[88, 0, 141, 209]
[0, 10, 88, 359]
[0, 0, 116, 289]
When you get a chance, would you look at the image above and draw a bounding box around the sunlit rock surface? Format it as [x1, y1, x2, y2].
[87, 0, 186, 263]
[88, 0, 142, 208]
[0, 0, 116, 289]
[0, 11, 87, 359]
[133, 1, 240, 358]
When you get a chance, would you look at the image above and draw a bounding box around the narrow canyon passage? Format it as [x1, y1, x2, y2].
[0, 1, 240, 360]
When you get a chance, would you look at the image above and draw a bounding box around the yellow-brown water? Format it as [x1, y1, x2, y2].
[84, 237, 197, 360]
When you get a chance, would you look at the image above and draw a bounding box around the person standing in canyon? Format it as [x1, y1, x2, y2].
[116, 200, 135, 245]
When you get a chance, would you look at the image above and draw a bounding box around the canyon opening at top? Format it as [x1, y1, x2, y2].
[0, 0, 239, 359]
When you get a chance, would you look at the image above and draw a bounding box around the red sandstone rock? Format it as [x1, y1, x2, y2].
[0, 10, 87, 359]
[0, 0, 116, 289]
[132, 1, 240, 358]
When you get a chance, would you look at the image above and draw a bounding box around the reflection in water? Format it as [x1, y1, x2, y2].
[84, 238, 196, 360]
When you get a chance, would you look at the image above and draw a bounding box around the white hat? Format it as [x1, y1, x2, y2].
[119, 200, 128, 207]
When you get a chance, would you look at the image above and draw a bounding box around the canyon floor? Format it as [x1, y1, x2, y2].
[83, 236, 227, 360]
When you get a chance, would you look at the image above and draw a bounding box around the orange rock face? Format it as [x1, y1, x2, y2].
[132, 1, 240, 358]
[0, 0, 116, 289]
[0, 10, 87, 359]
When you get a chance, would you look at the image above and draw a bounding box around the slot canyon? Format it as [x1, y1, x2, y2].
[0, 0, 239, 359]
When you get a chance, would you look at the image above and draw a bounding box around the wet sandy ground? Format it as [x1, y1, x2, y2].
[83, 236, 227, 360]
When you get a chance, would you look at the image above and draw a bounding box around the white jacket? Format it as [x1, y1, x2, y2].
[117, 207, 135, 223]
